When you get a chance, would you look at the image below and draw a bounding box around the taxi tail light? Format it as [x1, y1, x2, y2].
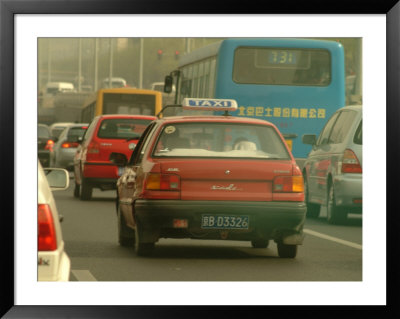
[341, 149, 362, 173]
[145, 173, 180, 190]
[273, 175, 304, 193]
[44, 139, 55, 151]
[38, 204, 57, 251]
[61, 142, 80, 148]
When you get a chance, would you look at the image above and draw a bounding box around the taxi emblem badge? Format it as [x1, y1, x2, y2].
[225, 170, 230, 175]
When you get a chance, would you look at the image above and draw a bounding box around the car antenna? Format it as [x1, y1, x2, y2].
[156, 104, 182, 118]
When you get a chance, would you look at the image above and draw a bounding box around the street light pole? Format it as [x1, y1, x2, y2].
[94, 38, 99, 91]
[139, 38, 144, 89]
[47, 39, 52, 83]
[78, 38, 82, 92]
[109, 38, 113, 87]
[185, 38, 191, 54]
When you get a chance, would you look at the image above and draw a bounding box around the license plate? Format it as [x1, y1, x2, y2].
[118, 167, 125, 176]
[201, 215, 249, 229]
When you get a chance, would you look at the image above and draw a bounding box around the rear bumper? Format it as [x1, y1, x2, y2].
[38, 245, 70, 282]
[83, 162, 120, 178]
[334, 173, 362, 213]
[56, 149, 77, 170]
[134, 200, 306, 243]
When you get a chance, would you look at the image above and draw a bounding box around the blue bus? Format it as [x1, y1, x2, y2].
[164, 38, 345, 166]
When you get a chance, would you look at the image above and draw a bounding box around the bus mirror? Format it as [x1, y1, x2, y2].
[302, 134, 317, 145]
[164, 75, 173, 93]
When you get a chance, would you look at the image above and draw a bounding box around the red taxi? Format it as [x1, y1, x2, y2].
[73, 114, 156, 200]
[114, 99, 306, 258]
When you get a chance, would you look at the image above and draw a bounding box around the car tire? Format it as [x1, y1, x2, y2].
[80, 177, 92, 201]
[251, 239, 269, 248]
[326, 183, 347, 224]
[134, 222, 154, 257]
[117, 204, 135, 247]
[73, 182, 80, 198]
[277, 242, 297, 258]
[304, 176, 320, 218]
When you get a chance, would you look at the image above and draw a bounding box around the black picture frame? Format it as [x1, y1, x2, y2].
[1, 0, 399, 317]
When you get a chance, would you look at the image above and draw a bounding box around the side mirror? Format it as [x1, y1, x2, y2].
[77, 136, 83, 144]
[302, 134, 317, 145]
[109, 152, 128, 166]
[164, 75, 173, 93]
[43, 168, 70, 191]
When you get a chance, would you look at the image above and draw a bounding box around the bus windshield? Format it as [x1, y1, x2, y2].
[233, 47, 331, 86]
[103, 93, 156, 116]
[80, 88, 162, 123]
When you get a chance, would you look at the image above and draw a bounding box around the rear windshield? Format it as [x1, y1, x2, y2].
[152, 84, 164, 92]
[38, 126, 50, 138]
[97, 118, 153, 140]
[51, 127, 67, 138]
[67, 126, 87, 140]
[353, 120, 362, 145]
[46, 88, 60, 95]
[153, 122, 290, 159]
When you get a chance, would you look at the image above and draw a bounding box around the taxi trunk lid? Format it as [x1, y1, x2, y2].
[160, 159, 294, 201]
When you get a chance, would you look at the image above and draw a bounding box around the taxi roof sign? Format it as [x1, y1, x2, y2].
[182, 98, 238, 112]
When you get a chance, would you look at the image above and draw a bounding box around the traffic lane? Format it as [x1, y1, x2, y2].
[304, 207, 362, 246]
[54, 185, 361, 281]
[66, 236, 361, 281]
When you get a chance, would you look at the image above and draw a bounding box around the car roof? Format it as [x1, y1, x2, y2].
[340, 105, 362, 112]
[67, 123, 89, 128]
[50, 122, 74, 128]
[156, 115, 276, 126]
[97, 114, 157, 120]
[102, 77, 126, 81]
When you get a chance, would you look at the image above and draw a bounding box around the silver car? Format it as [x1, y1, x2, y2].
[302, 105, 362, 224]
[50, 122, 74, 139]
[53, 123, 88, 171]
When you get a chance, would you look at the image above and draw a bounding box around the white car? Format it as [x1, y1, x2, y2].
[38, 160, 71, 281]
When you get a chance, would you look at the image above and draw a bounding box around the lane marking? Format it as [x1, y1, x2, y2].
[71, 269, 97, 281]
[304, 228, 362, 250]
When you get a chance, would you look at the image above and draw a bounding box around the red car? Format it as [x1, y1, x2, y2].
[114, 99, 306, 258]
[73, 114, 156, 200]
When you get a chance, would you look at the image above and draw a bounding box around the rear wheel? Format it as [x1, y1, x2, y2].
[80, 177, 92, 201]
[277, 242, 297, 258]
[117, 205, 135, 247]
[304, 175, 320, 218]
[134, 222, 155, 256]
[326, 183, 347, 224]
[251, 239, 269, 248]
[73, 182, 80, 198]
